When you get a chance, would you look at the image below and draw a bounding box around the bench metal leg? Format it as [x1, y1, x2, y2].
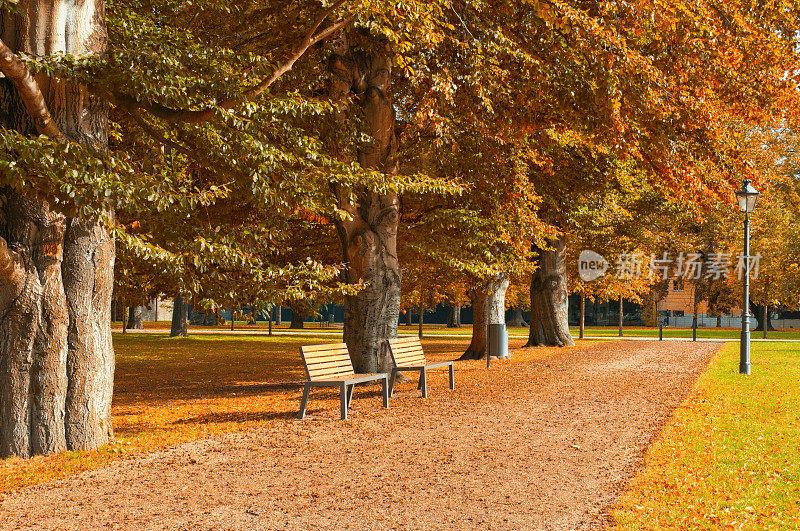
[420, 368, 427, 398]
[346, 383, 354, 409]
[448, 363, 455, 390]
[340, 382, 348, 420]
[388, 370, 397, 398]
[297, 383, 311, 420]
[382, 376, 389, 408]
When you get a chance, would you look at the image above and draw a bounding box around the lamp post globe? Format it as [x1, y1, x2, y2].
[736, 179, 759, 375]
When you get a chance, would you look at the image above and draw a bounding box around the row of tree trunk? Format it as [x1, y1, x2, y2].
[1, 23, 577, 459]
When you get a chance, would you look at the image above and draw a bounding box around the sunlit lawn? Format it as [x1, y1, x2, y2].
[115, 321, 800, 341]
[570, 326, 800, 340]
[613, 341, 800, 528]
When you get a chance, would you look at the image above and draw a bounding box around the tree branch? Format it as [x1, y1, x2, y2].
[126, 108, 201, 163]
[0, 38, 64, 141]
[116, 4, 354, 124]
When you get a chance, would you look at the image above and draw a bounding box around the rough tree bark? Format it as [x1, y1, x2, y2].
[328, 33, 400, 373]
[0, 0, 113, 458]
[289, 309, 304, 329]
[446, 302, 461, 328]
[275, 306, 282, 326]
[170, 295, 189, 337]
[460, 273, 509, 360]
[405, 309, 412, 327]
[63, 219, 114, 450]
[506, 307, 528, 327]
[417, 306, 423, 338]
[126, 306, 144, 330]
[526, 237, 575, 347]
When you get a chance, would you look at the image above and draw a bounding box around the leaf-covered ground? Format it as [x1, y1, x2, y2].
[613, 341, 800, 529]
[0, 337, 719, 529]
[0, 332, 523, 494]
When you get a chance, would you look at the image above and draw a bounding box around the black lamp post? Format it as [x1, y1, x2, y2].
[736, 179, 759, 375]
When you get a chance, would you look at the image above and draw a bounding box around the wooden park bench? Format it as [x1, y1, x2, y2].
[297, 343, 389, 420]
[386, 337, 455, 398]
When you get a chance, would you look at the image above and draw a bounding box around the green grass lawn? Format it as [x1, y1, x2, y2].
[114, 321, 800, 341]
[613, 341, 800, 528]
[410, 325, 800, 340]
[571, 326, 800, 340]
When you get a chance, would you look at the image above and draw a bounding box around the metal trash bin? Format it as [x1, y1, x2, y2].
[487, 323, 508, 358]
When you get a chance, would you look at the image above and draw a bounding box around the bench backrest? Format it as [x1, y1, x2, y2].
[299, 343, 355, 381]
[387, 337, 427, 367]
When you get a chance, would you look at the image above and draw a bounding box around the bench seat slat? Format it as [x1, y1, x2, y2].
[301, 343, 349, 353]
[306, 354, 351, 365]
[393, 348, 424, 355]
[394, 353, 425, 361]
[393, 349, 425, 356]
[308, 367, 355, 378]
[394, 359, 426, 367]
[302, 350, 350, 360]
[307, 360, 353, 371]
[391, 344, 423, 352]
[393, 349, 425, 357]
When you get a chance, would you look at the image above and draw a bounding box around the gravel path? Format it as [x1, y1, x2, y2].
[0, 340, 721, 530]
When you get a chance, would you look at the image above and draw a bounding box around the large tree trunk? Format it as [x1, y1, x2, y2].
[618, 296, 624, 337]
[126, 306, 144, 330]
[579, 293, 585, 340]
[417, 306, 423, 338]
[749, 300, 774, 332]
[0, 196, 69, 458]
[525, 236, 575, 347]
[0, 1, 112, 458]
[446, 302, 461, 328]
[329, 34, 400, 373]
[506, 307, 528, 327]
[63, 219, 115, 451]
[526, 237, 574, 347]
[170, 295, 189, 337]
[460, 273, 509, 360]
[405, 309, 413, 327]
[275, 306, 282, 326]
[289, 310, 304, 329]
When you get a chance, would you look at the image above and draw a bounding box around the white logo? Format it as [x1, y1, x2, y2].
[579, 250, 608, 282]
